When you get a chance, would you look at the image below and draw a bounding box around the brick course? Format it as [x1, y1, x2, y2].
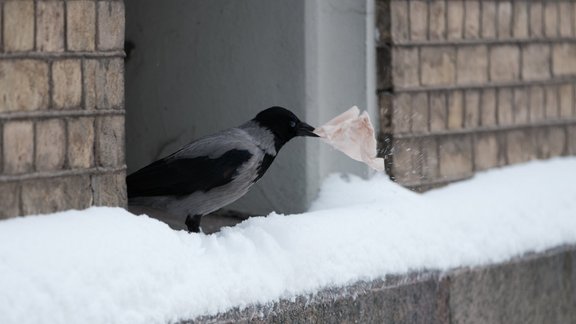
[0, 0, 127, 219]
[378, 0, 576, 190]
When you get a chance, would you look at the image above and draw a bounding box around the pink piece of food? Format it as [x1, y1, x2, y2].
[314, 106, 384, 172]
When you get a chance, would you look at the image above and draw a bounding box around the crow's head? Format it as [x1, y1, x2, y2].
[254, 107, 318, 146]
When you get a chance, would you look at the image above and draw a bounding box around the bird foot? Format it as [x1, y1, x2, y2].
[185, 214, 202, 233]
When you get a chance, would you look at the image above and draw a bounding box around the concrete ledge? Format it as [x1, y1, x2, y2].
[185, 245, 576, 323]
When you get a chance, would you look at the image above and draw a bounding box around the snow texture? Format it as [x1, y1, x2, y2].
[1, 157, 576, 324]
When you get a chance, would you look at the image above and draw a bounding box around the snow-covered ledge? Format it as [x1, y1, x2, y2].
[1, 158, 575, 323]
[188, 245, 576, 323]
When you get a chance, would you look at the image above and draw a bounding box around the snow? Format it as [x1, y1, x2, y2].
[1, 157, 576, 324]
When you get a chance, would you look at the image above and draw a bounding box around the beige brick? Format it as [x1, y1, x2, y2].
[67, 1, 96, 51]
[456, 45, 488, 84]
[513, 88, 528, 125]
[548, 127, 566, 157]
[22, 179, 65, 215]
[447, 90, 464, 129]
[391, 0, 409, 41]
[512, 1, 529, 39]
[391, 138, 420, 183]
[96, 59, 125, 109]
[544, 2, 558, 38]
[507, 130, 535, 164]
[3, 121, 34, 174]
[489, 45, 520, 82]
[447, 0, 464, 39]
[429, 0, 446, 40]
[497, 1, 512, 39]
[21, 176, 92, 215]
[568, 126, 576, 155]
[410, 0, 428, 41]
[522, 44, 550, 81]
[91, 171, 127, 207]
[529, 86, 545, 123]
[0, 182, 20, 219]
[3, 1, 34, 52]
[559, 84, 574, 119]
[83, 60, 98, 109]
[85, 59, 125, 109]
[497, 88, 513, 126]
[68, 117, 95, 169]
[545, 86, 559, 120]
[464, 1, 480, 39]
[0, 60, 50, 112]
[480, 89, 497, 126]
[421, 47, 455, 86]
[534, 129, 548, 159]
[529, 2, 544, 38]
[411, 92, 428, 133]
[429, 92, 447, 132]
[37, 1, 65, 52]
[574, 2, 576, 38]
[392, 93, 411, 133]
[464, 90, 479, 128]
[420, 137, 438, 180]
[98, 1, 125, 51]
[481, 1, 497, 38]
[392, 47, 419, 88]
[96, 116, 125, 167]
[536, 127, 566, 159]
[559, 1, 573, 37]
[439, 136, 473, 179]
[552, 44, 576, 76]
[474, 133, 500, 171]
[52, 59, 82, 109]
[35, 119, 65, 172]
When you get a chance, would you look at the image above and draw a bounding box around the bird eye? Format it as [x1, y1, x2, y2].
[289, 120, 297, 128]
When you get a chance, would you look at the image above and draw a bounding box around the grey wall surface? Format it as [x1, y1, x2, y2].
[125, 0, 375, 215]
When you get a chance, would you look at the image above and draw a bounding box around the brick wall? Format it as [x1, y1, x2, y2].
[378, 0, 576, 190]
[0, 0, 126, 218]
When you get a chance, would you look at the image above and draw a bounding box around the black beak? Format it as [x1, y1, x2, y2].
[297, 122, 319, 137]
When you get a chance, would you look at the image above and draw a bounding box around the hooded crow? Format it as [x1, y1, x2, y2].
[127, 107, 318, 232]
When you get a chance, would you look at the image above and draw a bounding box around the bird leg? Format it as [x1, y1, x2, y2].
[185, 214, 202, 233]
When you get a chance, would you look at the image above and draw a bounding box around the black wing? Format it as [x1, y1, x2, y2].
[127, 149, 253, 198]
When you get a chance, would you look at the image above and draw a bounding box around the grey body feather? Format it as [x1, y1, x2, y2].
[129, 121, 276, 221]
